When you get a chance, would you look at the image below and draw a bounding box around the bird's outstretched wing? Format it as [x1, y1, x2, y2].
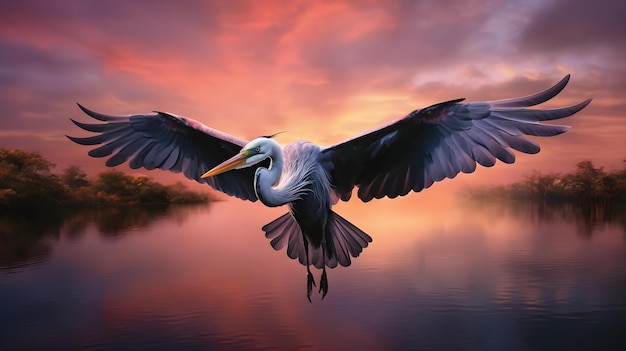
[319, 75, 592, 202]
[67, 104, 267, 201]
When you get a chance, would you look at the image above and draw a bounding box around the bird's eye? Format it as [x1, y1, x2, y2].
[255, 146, 261, 153]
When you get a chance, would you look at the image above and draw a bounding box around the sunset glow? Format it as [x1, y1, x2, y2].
[1, 0, 623, 191]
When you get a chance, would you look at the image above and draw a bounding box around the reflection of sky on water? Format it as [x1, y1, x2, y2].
[1, 196, 625, 350]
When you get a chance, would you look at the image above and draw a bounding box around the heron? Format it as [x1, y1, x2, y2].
[68, 75, 591, 301]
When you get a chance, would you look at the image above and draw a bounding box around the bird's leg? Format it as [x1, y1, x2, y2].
[304, 237, 315, 302]
[319, 246, 328, 299]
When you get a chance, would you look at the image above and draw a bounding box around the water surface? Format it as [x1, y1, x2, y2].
[1, 197, 625, 350]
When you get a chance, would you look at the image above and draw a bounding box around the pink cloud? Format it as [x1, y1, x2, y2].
[0, 0, 623, 189]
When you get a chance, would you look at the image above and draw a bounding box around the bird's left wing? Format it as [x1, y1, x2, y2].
[68, 104, 267, 202]
[319, 75, 592, 202]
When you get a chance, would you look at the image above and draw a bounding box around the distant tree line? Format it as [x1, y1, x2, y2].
[464, 160, 626, 202]
[0, 148, 210, 211]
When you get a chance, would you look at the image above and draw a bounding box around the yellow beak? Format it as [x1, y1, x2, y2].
[201, 152, 249, 178]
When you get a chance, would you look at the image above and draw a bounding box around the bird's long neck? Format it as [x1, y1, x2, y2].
[254, 141, 310, 207]
[254, 141, 285, 207]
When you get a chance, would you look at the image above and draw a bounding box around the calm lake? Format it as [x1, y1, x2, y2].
[1, 194, 625, 350]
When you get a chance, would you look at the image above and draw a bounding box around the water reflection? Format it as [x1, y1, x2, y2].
[1, 199, 624, 283]
[0, 204, 209, 270]
[0, 213, 60, 270]
[1, 198, 625, 350]
[464, 198, 626, 238]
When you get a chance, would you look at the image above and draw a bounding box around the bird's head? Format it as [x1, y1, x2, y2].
[201, 137, 277, 178]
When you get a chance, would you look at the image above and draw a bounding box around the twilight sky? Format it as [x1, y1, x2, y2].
[1, 0, 624, 190]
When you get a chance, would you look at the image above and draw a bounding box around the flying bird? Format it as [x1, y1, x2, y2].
[68, 75, 591, 301]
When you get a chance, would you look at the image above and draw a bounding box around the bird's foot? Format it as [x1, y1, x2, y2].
[319, 269, 328, 299]
[307, 269, 316, 303]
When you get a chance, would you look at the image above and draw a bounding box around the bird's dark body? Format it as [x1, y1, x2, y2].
[289, 199, 328, 248]
[284, 141, 330, 249]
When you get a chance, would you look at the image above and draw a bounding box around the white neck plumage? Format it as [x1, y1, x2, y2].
[253, 140, 311, 207]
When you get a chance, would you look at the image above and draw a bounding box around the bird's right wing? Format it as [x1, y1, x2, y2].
[319, 75, 592, 202]
[67, 104, 268, 202]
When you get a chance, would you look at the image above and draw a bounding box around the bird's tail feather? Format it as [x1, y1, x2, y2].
[262, 211, 372, 269]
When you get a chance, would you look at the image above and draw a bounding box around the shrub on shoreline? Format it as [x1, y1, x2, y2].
[462, 160, 626, 203]
[0, 148, 211, 211]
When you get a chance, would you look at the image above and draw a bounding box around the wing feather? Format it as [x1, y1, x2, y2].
[129, 142, 155, 169]
[67, 104, 263, 201]
[490, 74, 571, 108]
[320, 75, 591, 202]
